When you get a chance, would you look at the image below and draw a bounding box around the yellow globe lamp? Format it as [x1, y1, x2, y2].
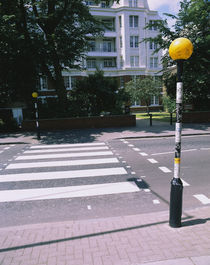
[32, 92, 38, 98]
[169, 38, 193, 61]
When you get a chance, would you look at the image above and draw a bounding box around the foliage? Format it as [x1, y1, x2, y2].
[0, 0, 119, 110]
[125, 76, 162, 113]
[68, 70, 129, 116]
[162, 95, 176, 113]
[143, 0, 210, 110]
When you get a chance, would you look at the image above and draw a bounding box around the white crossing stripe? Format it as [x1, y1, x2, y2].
[133, 148, 140, 151]
[139, 152, 148, 156]
[24, 146, 109, 154]
[159, 167, 172, 173]
[147, 159, 158, 164]
[16, 151, 113, 160]
[0, 182, 140, 202]
[153, 199, 160, 204]
[30, 143, 106, 149]
[0, 167, 127, 182]
[6, 158, 119, 169]
[193, 194, 210, 205]
[181, 178, 190, 186]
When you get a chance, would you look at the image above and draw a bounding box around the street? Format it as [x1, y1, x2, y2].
[0, 135, 210, 227]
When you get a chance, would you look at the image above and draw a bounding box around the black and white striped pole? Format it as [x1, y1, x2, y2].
[168, 38, 193, 228]
[32, 92, 41, 140]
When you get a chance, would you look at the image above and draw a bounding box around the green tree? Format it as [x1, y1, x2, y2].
[125, 76, 162, 114]
[0, 0, 119, 111]
[69, 70, 128, 116]
[143, 0, 210, 110]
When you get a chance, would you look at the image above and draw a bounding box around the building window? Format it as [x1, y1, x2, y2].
[120, 56, 124, 68]
[149, 20, 157, 30]
[149, 41, 158, 50]
[119, 16, 122, 28]
[129, 16, 138, 28]
[103, 40, 112, 52]
[101, 1, 108, 8]
[87, 59, 96, 68]
[104, 58, 116, 67]
[130, 36, 139, 48]
[129, 0, 138, 7]
[88, 40, 96, 51]
[63, 76, 70, 90]
[102, 19, 115, 31]
[120, 36, 122, 48]
[85, 1, 95, 6]
[40, 76, 48, 90]
[71, 77, 76, 89]
[150, 57, 158, 68]
[130, 56, 139, 67]
[63, 76, 76, 90]
[150, 96, 159, 105]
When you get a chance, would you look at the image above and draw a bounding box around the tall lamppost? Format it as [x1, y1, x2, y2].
[168, 38, 193, 228]
[32, 92, 40, 140]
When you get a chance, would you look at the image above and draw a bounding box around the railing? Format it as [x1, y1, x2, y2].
[88, 46, 116, 52]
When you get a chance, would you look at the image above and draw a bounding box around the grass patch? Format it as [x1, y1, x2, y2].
[135, 112, 176, 123]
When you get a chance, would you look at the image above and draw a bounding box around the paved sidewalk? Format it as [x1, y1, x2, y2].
[1, 119, 210, 144]
[0, 206, 210, 265]
[0, 119, 210, 264]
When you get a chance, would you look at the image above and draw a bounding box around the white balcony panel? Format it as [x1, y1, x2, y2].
[87, 51, 117, 57]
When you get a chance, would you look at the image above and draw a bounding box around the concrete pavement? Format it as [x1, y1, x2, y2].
[1, 119, 210, 144]
[0, 119, 210, 265]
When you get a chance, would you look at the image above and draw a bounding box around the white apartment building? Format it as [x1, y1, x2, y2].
[39, 0, 162, 108]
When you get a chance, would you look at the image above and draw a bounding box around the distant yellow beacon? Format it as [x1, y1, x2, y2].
[169, 38, 193, 61]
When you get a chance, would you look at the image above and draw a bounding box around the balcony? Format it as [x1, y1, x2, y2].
[86, 58, 117, 70]
[87, 41, 117, 57]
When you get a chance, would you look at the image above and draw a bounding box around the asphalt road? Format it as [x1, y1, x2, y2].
[0, 135, 209, 227]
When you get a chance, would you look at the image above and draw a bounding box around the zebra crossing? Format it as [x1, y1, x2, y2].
[0, 142, 141, 203]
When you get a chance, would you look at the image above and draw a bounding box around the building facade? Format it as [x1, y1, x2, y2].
[38, 0, 162, 109]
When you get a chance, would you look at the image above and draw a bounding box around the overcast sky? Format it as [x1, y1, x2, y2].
[147, 0, 181, 28]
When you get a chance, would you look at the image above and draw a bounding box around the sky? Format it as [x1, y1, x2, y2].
[147, 0, 181, 28]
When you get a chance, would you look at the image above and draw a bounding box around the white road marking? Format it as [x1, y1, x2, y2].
[0, 167, 128, 182]
[6, 158, 119, 170]
[30, 143, 106, 149]
[152, 149, 198, 156]
[200, 147, 210, 151]
[128, 144, 134, 147]
[133, 148, 140, 151]
[141, 176, 146, 178]
[193, 194, 210, 205]
[147, 158, 158, 164]
[87, 205, 92, 210]
[159, 167, 172, 173]
[139, 152, 148, 156]
[4, 147, 10, 150]
[0, 151, 3, 154]
[24, 146, 109, 153]
[131, 172, 136, 175]
[0, 182, 140, 202]
[182, 149, 197, 152]
[16, 151, 113, 160]
[123, 141, 129, 144]
[181, 179, 190, 186]
[144, 189, 151, 192]
[153, 200, 160, 204]
[151, 151, 174, 156]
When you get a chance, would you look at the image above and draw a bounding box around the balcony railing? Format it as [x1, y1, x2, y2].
[88, 46, 116, 52]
